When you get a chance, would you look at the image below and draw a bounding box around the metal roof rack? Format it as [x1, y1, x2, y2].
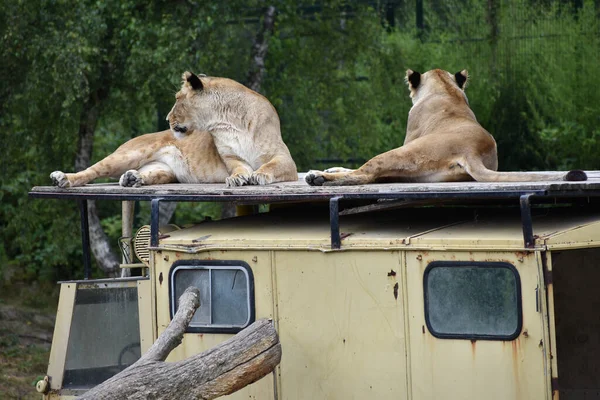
[29, 172, 600, 278]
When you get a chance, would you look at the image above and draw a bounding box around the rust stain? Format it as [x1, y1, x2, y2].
[387, 269, 397, 277]
[471, 339, 477, 359]
[422, 325, 425, 334]
[511, 339, 521, 398]
[159, 272, 163, 286]
[393, 282, 399, 300]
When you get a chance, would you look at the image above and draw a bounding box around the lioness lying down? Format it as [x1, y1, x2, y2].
[51, 72, 297, 188]
[305, 69, 586, 186]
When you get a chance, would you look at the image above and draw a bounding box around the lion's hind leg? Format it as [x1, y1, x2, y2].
[119, 163, 177, 187]
[305, 169, 373, 186]
[50, 130, 173, 188]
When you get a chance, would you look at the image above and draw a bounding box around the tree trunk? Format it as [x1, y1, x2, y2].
[87, 200, 121, 276]
[246, 5, 276, 93]
[159, 201, 178, 226]
[75, 82, 124, 277]
[221, 4, 277, 220]
[80, 287, 281, 400]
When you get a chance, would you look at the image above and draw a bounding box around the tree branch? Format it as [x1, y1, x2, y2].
[143, 287, 200, 363]
[79, 287, 281, 400]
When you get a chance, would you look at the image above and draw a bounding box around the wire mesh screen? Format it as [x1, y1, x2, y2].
[307, 0, 599, 171]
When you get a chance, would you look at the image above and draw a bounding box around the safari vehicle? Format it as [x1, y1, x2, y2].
[29, 172, 600, 400]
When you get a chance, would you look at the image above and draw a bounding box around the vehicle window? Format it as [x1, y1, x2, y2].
[64, 286, 141, 389]
[170, 261, 254, 333]
[424, 262, 522, 340]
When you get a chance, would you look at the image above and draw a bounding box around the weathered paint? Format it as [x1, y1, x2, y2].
[405, 250, 547, 400]
[153, 250, 276, 400]
[274, 251, 407, 400]
[47, 283, 76, 391]
[159, 209, 600, 252]
[44, 207, 600, 399]
[137, 279, 154, 354]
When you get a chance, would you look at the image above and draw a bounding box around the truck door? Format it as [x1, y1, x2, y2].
[405, 251, 548, 400]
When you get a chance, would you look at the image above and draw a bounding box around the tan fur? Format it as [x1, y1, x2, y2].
[305, 68, 586, 186]
[166, 72, 297, 187]
[51, 73, 297, 188]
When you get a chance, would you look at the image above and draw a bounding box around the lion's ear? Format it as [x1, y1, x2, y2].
[455, 70, 468, 89]
[406, 69, 421, 90]
[184, 71, 204, 91]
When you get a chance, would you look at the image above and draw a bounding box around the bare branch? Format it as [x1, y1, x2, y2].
[142, 286, 200, 362]
[79, 287, 281, 400]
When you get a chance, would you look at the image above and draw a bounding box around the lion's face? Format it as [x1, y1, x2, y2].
[405, 69, 468, 103]
[166, 72, 207, 137]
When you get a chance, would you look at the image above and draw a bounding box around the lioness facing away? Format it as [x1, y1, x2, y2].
[51, 72, 298, 188]
[305, 68, 586, 186]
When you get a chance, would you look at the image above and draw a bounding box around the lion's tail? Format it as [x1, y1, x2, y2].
[463, 158, 587, 182]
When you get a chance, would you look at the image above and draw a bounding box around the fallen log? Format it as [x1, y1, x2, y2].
[80, 287, 281, 400]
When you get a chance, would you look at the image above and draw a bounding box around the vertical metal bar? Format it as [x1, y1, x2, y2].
[150, 198, 161, 247]
[520, 194, 535, 248]
[329, 196, 342, 249]
[208, 269, 212, 324]
[78, 199, 92, 279]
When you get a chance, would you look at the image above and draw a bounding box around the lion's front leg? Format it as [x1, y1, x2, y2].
[249, 154, 298, 185]
[219, 155, 253, 187]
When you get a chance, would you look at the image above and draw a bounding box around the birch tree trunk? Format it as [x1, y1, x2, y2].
[79, 287, 281, 400]
[222, 4, 277, 220]
[75, 86, 121, 277]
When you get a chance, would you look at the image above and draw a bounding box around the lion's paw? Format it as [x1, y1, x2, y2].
[248, 171, 273, 186]
[50, 171, 71, 188]
[305, 170, 327, 186]
[323, 167, 355, 174]
[225, 172, 251, 187]
[119, 170, 144, 187]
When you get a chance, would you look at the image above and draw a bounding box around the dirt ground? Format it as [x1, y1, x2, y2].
[0, 284, 56, 400]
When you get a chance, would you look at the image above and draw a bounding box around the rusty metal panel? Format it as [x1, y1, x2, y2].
[405, 250, 548, 400]
[542, 218, 600, 250]
[159, 210, 600, 253]
[137, 279, 154, 355]
[153, 250, 275, 400]
[274, 251, 408, 400]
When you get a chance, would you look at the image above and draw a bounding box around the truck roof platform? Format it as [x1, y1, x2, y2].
[28, 171, 600, 203]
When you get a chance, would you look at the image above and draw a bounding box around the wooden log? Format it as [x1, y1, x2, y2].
[80, 287, 281, 400]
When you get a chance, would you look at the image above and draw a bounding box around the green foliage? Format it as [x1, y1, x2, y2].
[1, 0, 598, 285]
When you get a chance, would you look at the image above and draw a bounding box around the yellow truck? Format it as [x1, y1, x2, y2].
[29, 173, 600, 400]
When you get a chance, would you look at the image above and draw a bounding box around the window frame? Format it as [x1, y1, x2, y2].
[169, 260, 255, 334]
[423, 261, 523, 341]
